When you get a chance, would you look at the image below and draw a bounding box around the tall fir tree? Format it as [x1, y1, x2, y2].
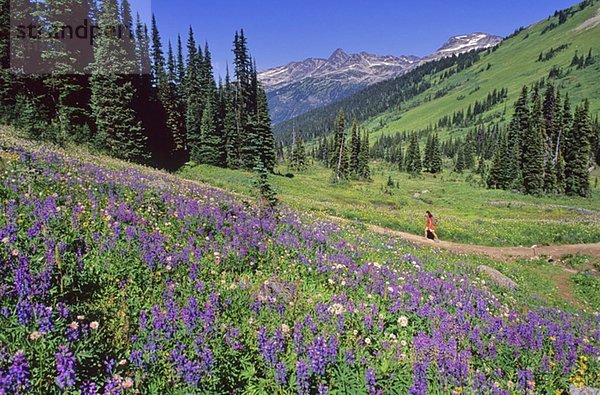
[357, 130, 371, 180]
[290, 137, 307, 171]
[223, 66, 242, 168]
[150, 15, 166, 86]
[424, 135, 434, 172]
[195, 99, 221, 165]
[522, 89, 546, 194]
[185, 27, 203, 155]
[349, 120, 361, 175]
[555, 152, 566, 193]
[488, 133, 511, 189]
[430, 134, 443, 174]
[255, 85, 276, 171]
[135, 14, 151, 75]
[89, 0, 148, 163]
[165, 41, 186, 154]
[507, 86, 530, 188]
[405, 134, 422, 174]
[564, 101, 592, 197]
[40, 0, 93, 141]
[120, 0, 137, 64]
[332, 109, 349, 182]
[455, 147, 466, 173]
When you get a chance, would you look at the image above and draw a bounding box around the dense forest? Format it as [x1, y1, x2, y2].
[367, 81, 600, 197]
[0, 0, 275, 172]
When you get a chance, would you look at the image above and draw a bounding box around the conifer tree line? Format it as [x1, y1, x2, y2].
[0, 0, 275, 171]
[437, 88, 508, 129]
[313, 110, 371, 182]
[488, 82, 595, 197]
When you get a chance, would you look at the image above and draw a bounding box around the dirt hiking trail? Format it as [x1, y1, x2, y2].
[182, 177, 600, 262]
[359, 222, 600, 261]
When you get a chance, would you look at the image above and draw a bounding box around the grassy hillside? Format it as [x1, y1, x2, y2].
[1, 131, 599, 394]
[365, 0, 600, 140]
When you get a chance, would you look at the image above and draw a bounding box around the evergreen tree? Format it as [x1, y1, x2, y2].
[430, 134, 442, 174]
[522, 89, 546, 194]
[555, 152, 566, 193]
[0, 0, 11, 123]
[564, 101, 592, 197]
[290, 137, 307, 171]
[120, 0, 137, 63]
[40, 0, 93, 142]
[150, 15, 166, 86]
[176, 35, 186, 86]
[488, 133, 511, 189]
[424, 135, 434, 172]
[89, 0, 148, 163]
[454, 147, 466, 173]
[397, 142, 404, 172]
[349, 120, 361, 175]
[357, 130, 371, 180]
[135, 14, 151, 75]
[476, 155, 487, 176]
[185, 27, 203, 153]
[165, 41, 185, 154]
[223, 66, 242, 168]
[463, 140, 475, 169]
[507, 86, 530, 188]
[331, 110, 349, 182]
[405, 134, 422, 174]
[543, 82, 557, 157]
[194, 99, 221, 165]
[544, 156, 558, 193]
[253, 161, 278, 208]
[255, 85, 276, 171]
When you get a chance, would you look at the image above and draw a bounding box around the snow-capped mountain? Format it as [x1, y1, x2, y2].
[260, 49, 419, 92]
[421, 33, 503, 62]
[259, 33, 502, 124]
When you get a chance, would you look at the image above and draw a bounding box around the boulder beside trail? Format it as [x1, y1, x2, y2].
[476, 265, 518, 289]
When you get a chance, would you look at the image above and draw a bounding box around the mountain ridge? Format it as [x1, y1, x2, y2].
[259, 33, 502, 124]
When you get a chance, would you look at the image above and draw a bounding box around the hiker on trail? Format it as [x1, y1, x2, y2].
[425, 210, 439, 241]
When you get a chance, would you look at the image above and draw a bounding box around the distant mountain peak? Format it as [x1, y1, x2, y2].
[328, 48, 349, 62]
[430, 33, 503, 58]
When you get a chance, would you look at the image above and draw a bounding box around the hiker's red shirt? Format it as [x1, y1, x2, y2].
[427, 216, 435, 230]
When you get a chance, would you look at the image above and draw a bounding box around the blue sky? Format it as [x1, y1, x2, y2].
[136, 0, 579, 77]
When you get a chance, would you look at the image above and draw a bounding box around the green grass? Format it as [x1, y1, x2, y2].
[179, 161, 600, 247]
[364, 1, 600, 141]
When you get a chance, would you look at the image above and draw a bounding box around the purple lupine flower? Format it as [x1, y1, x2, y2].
[517, 369, 534, 392]
[55, 345, 76, 389]
[345, 349, 355, 365]
[317, 382, 328, 395]
[296, 359, 310, 395]
[275, 361, 287, 386]
[81, 380, 98, 395]
[7, 350, 30, 393]
[409, 361, 428, 395]
[307, 335, 337, 375]
[366, 367, 381, 395]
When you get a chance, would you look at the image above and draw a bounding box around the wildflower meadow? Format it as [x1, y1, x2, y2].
[0, 138, 598, 394]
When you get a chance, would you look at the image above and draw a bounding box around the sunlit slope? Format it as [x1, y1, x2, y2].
[365, 1, 600, 139]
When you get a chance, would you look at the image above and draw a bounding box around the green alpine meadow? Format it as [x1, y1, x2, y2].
[0, 0, 599, 394]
